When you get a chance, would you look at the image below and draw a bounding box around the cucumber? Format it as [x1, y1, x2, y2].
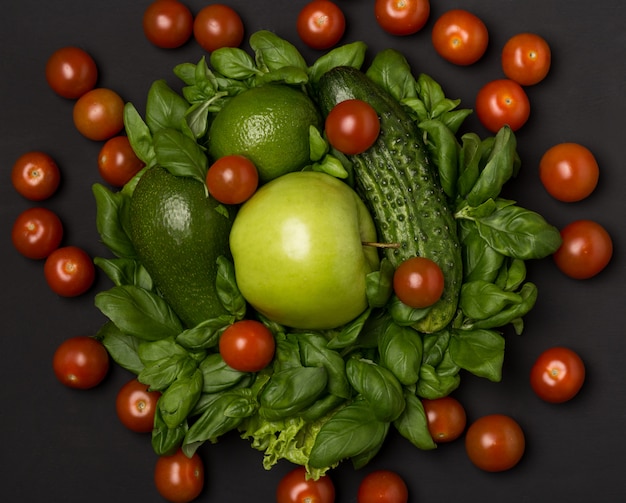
[316, 66, 462, 333]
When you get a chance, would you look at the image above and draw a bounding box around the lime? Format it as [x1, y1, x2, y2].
[208, 84, 321, 183]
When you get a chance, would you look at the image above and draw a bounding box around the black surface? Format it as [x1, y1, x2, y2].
[1, 1, 625, 501]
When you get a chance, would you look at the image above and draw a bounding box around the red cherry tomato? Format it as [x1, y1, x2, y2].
[276, 466, 335, 503]
[374, 0, 430, 36]
[73, 88, 125, 141]
[465, 414, 525, 472]
[297, 0, 346, 50]
[475, 79, 530, 133]
[530, 347, 585, 403]
[11, 151, 61, 201]
[539, 142, 599, 202]
[357, 469, 408, 503]
[193, 4, 244, 53]
[431, 9, 489, 65]
[325, 99, 380, 155]
[45, 46, 98, 99]
[553, 220, 612, 279]
[206, 155, 259, 205]
[422, 396, 467, 443]
[393, 256, 445, 309]
[12, 207, 64, 260]
[116, 378, 161, 433]
[98, 136, 145, 187]
[502, 33, 551, 86]
[44, 245, 96, 297]
[154, 449, 204, 503]
[52, 336, 109, 389]
[219, 320, 275, 372]
[143, 0, 193, 49]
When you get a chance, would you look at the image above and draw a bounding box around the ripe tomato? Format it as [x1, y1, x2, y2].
[357, 469, 408, 503]
[206, 155, 259, 204]
[325, 99, 380, 155]
[45, 46, 98, 99]
[73, 88, 125, 141]
[193, 4, 244, 53]
[219, 320, 275, 372]
[116, 378, 161, 433]
[553, 220, 612, 279]
[98, 136, 145, 187]
[530, 347, 585, 403]
[276, 466, 335, 503]
[465, 414, 525, 472]
[154, 449, 204, 503]
[431, 9, 489, 65]
[11, 151, 61, 201]
[502, 33, 551, 86]
[422, 396, 467, 443]
[297, 0, 346, 50]
[12, 207, 64, 260]
[475, 79, 530, 133]
[374, 0, 430, 36]
[393, 256, 444, 309]
[143, 0, 193, 49]
[539, 142, 599, 202]
[53, 336, 109, 389]
[44, 245, 96, 297]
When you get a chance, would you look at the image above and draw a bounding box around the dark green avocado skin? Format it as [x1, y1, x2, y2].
[130, 166, 234, 328]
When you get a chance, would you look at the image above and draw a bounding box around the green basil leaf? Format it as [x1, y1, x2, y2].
[215, 256, 247, 319]
[249, 30, 307, 73]
[416, 73, 446, 116]
[298, 333, 350, 399]
[460, 280, 523, 320]
[419, 119, 459, 199]
[365, 258, 394, 309]
[98, 321, 144, 374]
[138, 354, 186, 391]
[95, 285, 183, 341]
[393, 392, 437, 450]
[449, 328, 505, 382]
[210, 47, 259, 79]
[159, 368, 203, 429]
[300, 394, 346, 422]
[378, 321, 423, 386]
[388, 296, 432, 326]
[146, 79, 189, 133]
[152, 408, 187, 456]
[311, 154, 349, 179]
[123, 102, 156, 167]
[254, 66, 309, 86]
[308, 125, 329, 162]
[199, 353, 249, 393]
[153, 128, 209, 183]
[456, 132, 482, 198]
[439, 107, 473, 135]
[421, 330, 450, 367]
[176, 315, 233, 351]
[415, 363, 460, 399]
[495, 258, 527, 292]
[92, 183, 136, 259]
[458, 219, 505, 284]
[138, 337, 188, 364]
[184, 100, 212, 139]
[94, 256, 153, 290]
[308, 41, 367, 84]
[327, 308, 372, 350]
[365, 48, 418, 103]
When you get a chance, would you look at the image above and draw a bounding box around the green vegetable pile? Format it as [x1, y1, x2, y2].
[92, 31, 561, 478]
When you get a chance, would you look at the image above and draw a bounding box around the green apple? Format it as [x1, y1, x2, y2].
[229, 171, 380, 330]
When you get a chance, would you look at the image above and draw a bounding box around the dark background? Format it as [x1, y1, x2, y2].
[1, 1, 624, 501]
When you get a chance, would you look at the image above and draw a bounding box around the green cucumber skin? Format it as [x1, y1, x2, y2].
[317, 66, 462, 333]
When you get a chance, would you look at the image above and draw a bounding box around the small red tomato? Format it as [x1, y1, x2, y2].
[553, 220, 612, 279]
[431, 9, 489, 65]
[276, 466, 335, 503]
[206, 155, 259, 204]
[12, 207, 64, 260]
[422, 396, 467, 443]
[465, 414, 525, 472]
[393, 256, 445, 309]
[143, 0, 194, 49]
[475, 79, 530, 133]
[374, 0, 430, 36]
[357, 469, 408, 503]
[45, 46, 98, 99]
[325, 99, 380, 155]
[219, 320, 275, 372]
[98, 136, 145, 187]
[116, 378, 162, 433]
[502, 33, 551, 86]
[193, 4, 244, 53]
[53, 336, 109, 389]
[11, 151, 61, 201]
[530, 347, 585, 403]
[297, 0, 346, 50]
[154, 449, 204, 503]
[44, 245, 96, 297]
[73, 88, 125, 141]
[539, 143, 599, 202]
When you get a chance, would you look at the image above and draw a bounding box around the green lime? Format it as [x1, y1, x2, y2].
[208, 84, 321, 183]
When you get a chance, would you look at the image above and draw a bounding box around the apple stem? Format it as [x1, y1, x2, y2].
[362, 241, 401, 249]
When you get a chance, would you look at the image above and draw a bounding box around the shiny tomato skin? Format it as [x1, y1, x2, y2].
[276, 466, 335, 503]
[422, 396, 467, 443]
[12, 207, 64, 260]
[357, 469, 408, 503]
[465, 414, 525, 472]
[11, 151, 61, 201]
[98, 136, 145, 187]
[502, 33, 551, 86]
[154, 449, 204, 503]
[297, 0, 346, 50]
[53, 336, 109, 389]
[44, 245, 96, 297]
[553, 220, 612, 279]
[325, 99, 380, 155]
[393, 256, 445, 309]
[530, 347, 585, 403]
[73, 88, 125, 141]
[116, 378, 161, 433]
[143, 0, 193, 49]
[374, 0, 430, 36]
[45, 46, 98, 99]
[539, 142, 599, 202]
[193, 4, 244, 53]
[206, 155, 259, 204]
[219, 320, 275, 372]
[431, 9, 489, 65]
[475, 79, 530, 133]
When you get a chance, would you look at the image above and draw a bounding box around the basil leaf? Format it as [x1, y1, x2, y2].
[138, 353, 186, 391]
[415, 363, 460, 399]
[469, 282, 538, 334]
[458, 219, 505, 283]
[123, 102, 156, 167]
[388, 295, 432, 326]
[92, 183, 136, 259]
[422, 330, 450, 367]
[138, 337, 188, 364]
[300, 394, 345, 422]
[210, 47, 258, 79]
[176, 315, 233, 351]
[378, 321, 423, 386]
[94, 256, 153, 290]
[419, 119, 459, 199]
[460, 280, 523, 320]
[393, 392, 437, 450]
[216, 256, 247, 319]
[308, 125, 328, 162]
[153, 128, 208, 183]
[416, 73, 446, 116]
[199, 353, 249, 393]
[327, 308, 372, 350]
[159, 368, 203, 429]
[495, 258, 527, 292]
[457, 132, 483, 198]
[146, 79, 189, 133]
[308, 41, 367, 84]
[249, 30, 307, 73]
[98, 321, 143, 374]
[255, 66, 309, 86]
[152, 408, 187, 456]
[365, 48, 418, 102]
[449, 328, 505, 382]
[298, 333, 350, 398]
[311, 154, 349, 179]
[365, 258, 394, 308]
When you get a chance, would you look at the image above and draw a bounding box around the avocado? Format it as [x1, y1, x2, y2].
[129, 166, 234, 328]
